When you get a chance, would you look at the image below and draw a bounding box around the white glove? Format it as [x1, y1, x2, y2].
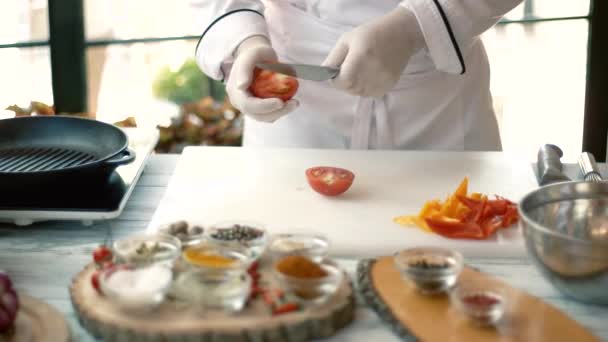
[322, 7, 425, 98]
[226, 36, 299, 123]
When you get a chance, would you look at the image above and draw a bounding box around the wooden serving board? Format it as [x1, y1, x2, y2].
[357, 257, 600, 342]
[1, 293, 70, 342]
[70, 262, 355, 342]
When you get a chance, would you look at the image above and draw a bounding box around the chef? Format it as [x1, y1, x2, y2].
[195, 0, 523, 150]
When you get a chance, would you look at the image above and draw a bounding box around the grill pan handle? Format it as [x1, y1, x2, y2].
[102, 148, 136, 167]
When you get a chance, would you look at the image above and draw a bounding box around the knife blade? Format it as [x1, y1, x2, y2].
[255, 63, 339, 81]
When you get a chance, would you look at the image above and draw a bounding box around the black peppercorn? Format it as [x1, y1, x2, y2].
[408, 259, 450, 270]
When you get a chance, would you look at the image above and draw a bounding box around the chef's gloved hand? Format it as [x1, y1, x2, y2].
[227, 36, 299, 123]
[322, 6, 425, 98]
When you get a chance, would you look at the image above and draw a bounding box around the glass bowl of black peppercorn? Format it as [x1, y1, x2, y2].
[394, 247, 463, 295]
[205, 220, 268, 260]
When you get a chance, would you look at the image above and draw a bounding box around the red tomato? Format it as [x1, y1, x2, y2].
[249, 68, 299, 101]
[305, 167, 355, 196]
[93, 245, 113, 265]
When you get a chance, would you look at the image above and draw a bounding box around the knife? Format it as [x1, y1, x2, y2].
[578, 152, 603, 182]
[536, 144, 571, 185]
[255, 63, 339, 81]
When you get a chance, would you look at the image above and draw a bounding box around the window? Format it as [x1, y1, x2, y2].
[0, 0, 52, 118]
[482, 0, 592, 161]
[0, 1, 604, 160]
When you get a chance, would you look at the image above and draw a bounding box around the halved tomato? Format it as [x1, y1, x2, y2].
[249, 68, 299, 101]
[305, 166, 354, 196]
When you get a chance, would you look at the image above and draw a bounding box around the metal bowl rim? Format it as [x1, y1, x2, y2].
[518, 180, 608, 246]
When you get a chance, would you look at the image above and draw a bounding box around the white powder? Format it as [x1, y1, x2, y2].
[105, 265, 171, 300]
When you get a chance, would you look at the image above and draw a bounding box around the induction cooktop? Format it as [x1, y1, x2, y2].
[0, 128, 159, 226]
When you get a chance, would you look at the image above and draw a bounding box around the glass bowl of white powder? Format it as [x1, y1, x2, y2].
[99, 263, 173, 313]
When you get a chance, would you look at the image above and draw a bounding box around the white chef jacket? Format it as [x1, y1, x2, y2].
[194, 0, 523, 151]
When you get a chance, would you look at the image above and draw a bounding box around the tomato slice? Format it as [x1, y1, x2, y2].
[249, 67, 299, 101]
[425, 217, 485, 240]
[305, 166, 355, 196]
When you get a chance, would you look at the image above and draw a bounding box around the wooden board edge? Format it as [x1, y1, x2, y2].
[356, 258, 420, 342]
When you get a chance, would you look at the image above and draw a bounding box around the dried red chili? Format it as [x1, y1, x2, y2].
[272, 302, 299, 315]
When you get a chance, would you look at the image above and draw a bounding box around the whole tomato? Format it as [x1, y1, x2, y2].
[249, 68, 299, 101]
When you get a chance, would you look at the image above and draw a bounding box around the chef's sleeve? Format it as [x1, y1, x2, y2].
[400, 0, 523, 74]
[193, 1, 269, 81]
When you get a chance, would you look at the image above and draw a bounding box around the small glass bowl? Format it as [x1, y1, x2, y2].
[451, 286, 506, 327]
[268, 232, 329, 263]
[205, 220, 268, 260]
[157, 220, 205, 248]
[113, 233, 182, 267]
[171, 270, 252, 312]
[99, 264, 173, 313]
[394, 247, 463, 295]
[182, 242, 252, 276]
[273, 259, 343, 304]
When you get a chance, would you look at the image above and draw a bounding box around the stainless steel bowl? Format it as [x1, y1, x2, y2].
[519, 181, 608, 305]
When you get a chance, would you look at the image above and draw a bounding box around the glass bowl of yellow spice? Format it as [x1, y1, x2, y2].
[273, 255, 343, 304]
[182, 243, 252, 274]
[174, 243, 253, 311]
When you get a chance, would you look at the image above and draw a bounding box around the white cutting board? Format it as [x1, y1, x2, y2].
[148, 147, 539, 258]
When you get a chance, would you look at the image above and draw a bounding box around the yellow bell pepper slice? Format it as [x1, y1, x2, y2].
[394, 176, 478, 234]
[454, 177, 468, 197]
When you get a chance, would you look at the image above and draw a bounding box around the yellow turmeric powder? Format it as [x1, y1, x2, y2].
[183, 248, 235, 268]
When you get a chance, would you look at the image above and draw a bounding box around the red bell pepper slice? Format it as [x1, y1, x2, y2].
[459, 195, 510, 216]
[425, 217, 485, 240]
[474, 199, 488, 224]
[502, 205, 519, 227]
[456, 195, 482, 210]
[481, 216, 504, 237]
[486, 199, 508, 216]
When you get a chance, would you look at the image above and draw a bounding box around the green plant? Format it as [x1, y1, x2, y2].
[152, 58, 242, 153]
[152, 58, 225, 105]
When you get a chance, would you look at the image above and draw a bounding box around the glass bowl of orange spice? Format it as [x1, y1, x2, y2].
[273, 255, 343, 304]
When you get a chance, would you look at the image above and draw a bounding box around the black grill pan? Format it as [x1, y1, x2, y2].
[0, 116, 135, 190]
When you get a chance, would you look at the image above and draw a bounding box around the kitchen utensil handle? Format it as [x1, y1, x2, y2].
[537, 144, 570, 185]
[104, 148, 136, 167]
[578, 152, 603, 182]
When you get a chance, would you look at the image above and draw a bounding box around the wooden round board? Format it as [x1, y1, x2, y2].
[70, 262, 355, 342]
[1, 293, 70, 342]
[357, 257, 601, 342]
